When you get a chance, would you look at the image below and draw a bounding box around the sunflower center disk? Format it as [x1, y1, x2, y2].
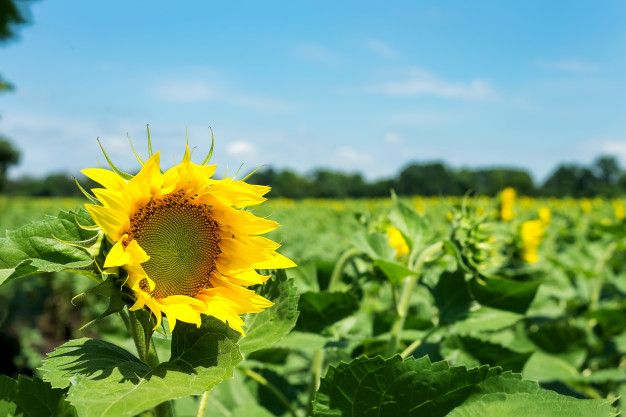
[129, 191, 220, 299]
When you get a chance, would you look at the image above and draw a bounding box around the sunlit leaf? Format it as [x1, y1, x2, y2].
[40, 316, 241, 417]
[239, 269, 300, 355]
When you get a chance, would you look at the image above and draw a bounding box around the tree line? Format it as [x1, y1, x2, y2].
[247, 155, 626, 199]
[1, 137, 624, 199]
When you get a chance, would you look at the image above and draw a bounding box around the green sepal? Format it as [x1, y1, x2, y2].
[73, 176, 100, 205]
[201, 126, 215, 166]
[97, 138, 133, 180]
[72, 274, 131, 331]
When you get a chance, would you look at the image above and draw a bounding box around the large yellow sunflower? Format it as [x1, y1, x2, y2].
[83, 143, 295, 334]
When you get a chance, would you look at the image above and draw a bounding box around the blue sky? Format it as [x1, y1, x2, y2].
[1, 1, 625, 183]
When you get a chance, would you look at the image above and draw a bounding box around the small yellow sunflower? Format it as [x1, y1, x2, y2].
[83, 142, 296, 334]
[387, 226, 409, 259]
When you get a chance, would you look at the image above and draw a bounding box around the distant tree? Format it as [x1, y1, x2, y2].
[1, 0, 35, 89]
[249, 167, 312, 199]
[0, 137, 20, 191]
[541, 164, 599, 197]
[396, 162, 459, 196]
[472, 168, 535, 196]
[593, 155, 621, 196]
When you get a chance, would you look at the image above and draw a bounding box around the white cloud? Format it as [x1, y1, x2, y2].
[226, 140, 257, 158]
[293, 43, 334, 63]
[366, 40, 398, 59]
[371, 69, 496, 100]
[536, 59, 598, 73]
[384, 131, 404, 144]
[153, 79, 295, 112]
[336, 146, 373, 164]
[600, 141, 626, 160]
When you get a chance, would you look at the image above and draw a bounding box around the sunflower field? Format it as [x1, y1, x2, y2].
[1, 142, 625, 416]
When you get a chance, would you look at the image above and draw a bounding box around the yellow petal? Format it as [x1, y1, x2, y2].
[84, 204, 129, 242]
[128, 152, 163, 198]
[104, 235, 130, 268]
[126, 239, 150, 264]
[81, 168, 127, 191]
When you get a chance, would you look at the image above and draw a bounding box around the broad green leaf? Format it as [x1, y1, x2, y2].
[448, 392, 616, 417]
[448, 373, 617, 417]
[452, 306, 524, 334]
[271, 330, 329, 354]
[522, 351, 580, 382]
[389, 190, 428, 253]
[0, 375, 21, 417]
[239, 269, 300, 355]
[0, 208, 99, 286]
[527, 320, 587, 354]
[352, 232, 395, 261]
[470, 274, 541, 314]
[41, 316, 242, 417]
[373, 259, 415, 284]
[296, 291, 359, 333]
[0, 374, 76, 417]
[432, 269, 472, 323]
[313, 355, 502, 417]
[313, 355, 617, 417]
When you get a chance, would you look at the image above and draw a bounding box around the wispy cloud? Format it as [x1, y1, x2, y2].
[336, 146, 373, 164]
[384, 131, 404, 144]
[293, 43, 334, 63]
[387, 109, 465, 126]
[366, 40, 398, 59]
[154, 79, 295, 112]
[600, 140, 626, 160]
[536, 59, 598, 73]
[226, 140, 257, 158]
[369, 68, 496, 100]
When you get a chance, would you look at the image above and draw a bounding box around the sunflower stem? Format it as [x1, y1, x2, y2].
[196, 391, 210, 417]
[385, 242, 442, 357]
[127, 309, 175, 417]
[328, 247, 361, 291]
[238, 367, 298, 417]
[306, 348, 325, 417]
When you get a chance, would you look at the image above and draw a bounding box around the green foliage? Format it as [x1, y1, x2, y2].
[239, 269, 300, 355]
[0, 374, 76, 417]
[2, 195, 625, 416]
[0, 208, 101, 286]
[313, 355, 616, 417]
[40, 316, 241, 417]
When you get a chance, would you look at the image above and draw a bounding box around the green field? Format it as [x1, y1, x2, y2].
[1, 194, 625, 416]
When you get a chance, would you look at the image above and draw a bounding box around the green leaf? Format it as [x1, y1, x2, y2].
[452, 306, 524, 334]
[522, 351, 581, 382]
[0, 208, 99, 286]
[239, 269, 300, 355]
[373, 259, 415, 284]
[40, 316, 242, 417]
[470, 274, 540, 314]
[314, 355, 502, 416]
[390, 190, 428, 253]
[296, 291, 359, 333]
[432, 269, 472, 323]
[0, 374, 76, 417]
[313, 355, 617, 417]
[73, 275, 129, 330]
[448, 373, 617, 417]
[352, 232, 395, 261]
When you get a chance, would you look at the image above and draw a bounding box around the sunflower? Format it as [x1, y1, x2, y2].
[83, 142, 296, 334]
